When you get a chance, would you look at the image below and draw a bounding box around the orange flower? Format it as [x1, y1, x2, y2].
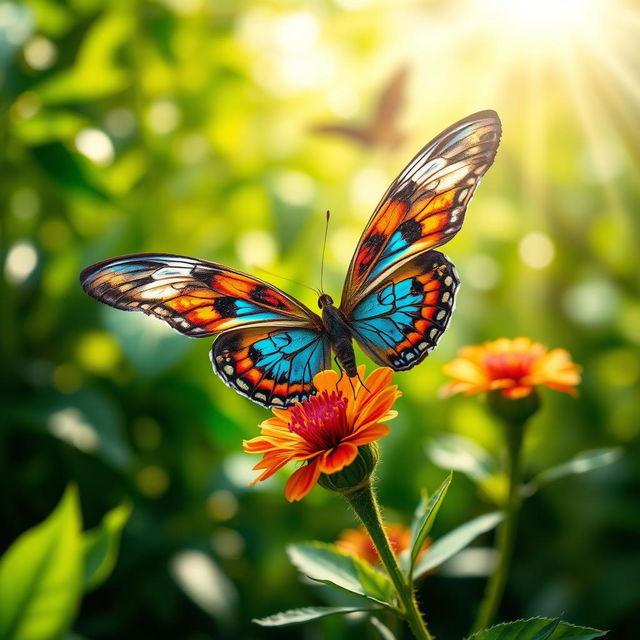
[441, 337, 581, 399]
[337, 523, 430, 565]
[243, 366, 400, 502]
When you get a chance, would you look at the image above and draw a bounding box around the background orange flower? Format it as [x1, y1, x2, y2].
[243, 366, 400, 501]
[337, 523, 430, 565]
[441, 337, 581, 398]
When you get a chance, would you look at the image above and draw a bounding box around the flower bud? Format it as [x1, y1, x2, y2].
[318, 443, 379, 494]
[487, 389, 541, 425]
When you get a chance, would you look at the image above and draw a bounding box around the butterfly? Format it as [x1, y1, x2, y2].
[81, 110, 501, 409]
[312, 64, 409, 150]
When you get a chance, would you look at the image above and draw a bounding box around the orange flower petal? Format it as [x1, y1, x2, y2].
[319, 442, 358, 474]
[285, 458, 322, 502]
[312, 369, 340, 392]
[346, 423, 390, 446]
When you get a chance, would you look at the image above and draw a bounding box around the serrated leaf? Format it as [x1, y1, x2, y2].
[409, 472, 452, 571]
[253, 606, 378, 627]
[83, 500, 132, 591]
[413, 512, 503, 579]
[287, 542, 394, 606]
[522, 449, 622, 497]
[0, 485, 83, 640]
[466, 616, 607, 640]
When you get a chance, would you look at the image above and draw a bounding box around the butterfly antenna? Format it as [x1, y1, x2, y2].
[253, 266, 317, 294]
[320, 210, 330, 293]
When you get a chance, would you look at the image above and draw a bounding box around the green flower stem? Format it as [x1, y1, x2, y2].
[344, 483, 433, 640]
[472, 418, 525, 632]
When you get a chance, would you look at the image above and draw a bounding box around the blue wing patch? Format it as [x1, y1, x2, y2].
[349, 251, 459, 370]
[211, 327, 331, 407]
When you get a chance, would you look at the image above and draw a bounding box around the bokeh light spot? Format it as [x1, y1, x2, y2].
[207, 490, 239, 522]
[350, 166, 388, 211]
[105, 107, 136, 137]
[48, 408, 98, 453]
[147, 99, 181, 134]
[464, 254, 500, 291]
[275, 12, 319, 53]
[11, 187, 40, 219]
[563, 278, 619, 327]
[75, 128, 115, 166]
[38, 218, 70, 251]
[211, 527, 245, 559]
[4, 240, 37, 285]
[236, 229, 276, 269]
[519, 232, 555, 269]
[23, 35, 57, 70]
[271, 170, 316, 206]
[76, 331, 121, 375]
[137, 465, 170, 498]
[52, 363, 83, 394]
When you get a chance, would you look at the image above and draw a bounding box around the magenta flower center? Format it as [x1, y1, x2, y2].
[288, 390, 351, 449]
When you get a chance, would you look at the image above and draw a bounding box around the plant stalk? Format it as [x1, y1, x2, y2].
[344, 483, 434, 640]
[472, 419, 525, 632]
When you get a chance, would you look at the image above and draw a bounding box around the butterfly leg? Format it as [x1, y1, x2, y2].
[356, 369, 371, 394]
[334, 356, 345, 385]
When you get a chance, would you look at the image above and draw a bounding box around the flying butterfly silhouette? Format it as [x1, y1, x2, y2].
[312, 64, 409, 150]
[81, 110, 501, 408]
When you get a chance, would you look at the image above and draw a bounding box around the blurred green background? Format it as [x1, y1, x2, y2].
[1, 0, 639, 638]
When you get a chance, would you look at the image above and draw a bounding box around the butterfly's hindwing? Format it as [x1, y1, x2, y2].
[349, 251, 459, 370]
[211, 327, 331, 407]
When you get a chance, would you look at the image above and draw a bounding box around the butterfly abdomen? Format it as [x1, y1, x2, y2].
[321, 303, 358, 378]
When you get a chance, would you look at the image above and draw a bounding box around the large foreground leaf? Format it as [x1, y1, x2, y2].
[254, 606, 378, 627]
[467, 617, 607, 640]
[287, 542, 394, 606]
[0, 486, 83, 640]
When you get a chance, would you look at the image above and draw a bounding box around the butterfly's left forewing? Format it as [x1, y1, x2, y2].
[80, 253, 329, 407]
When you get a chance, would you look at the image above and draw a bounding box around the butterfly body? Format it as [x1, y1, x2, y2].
[81, 110, 502, 408]
[318, 294, 358, 378]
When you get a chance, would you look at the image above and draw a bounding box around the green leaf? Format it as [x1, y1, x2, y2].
[426, 434, 496, 483]
[522, 449, 623, 497]
[253, 605, 378, 627]
[83, 500, 132, 592]
[409, 472, 452, 571]
[413, 512, 503, 579]
[287, 542, 395, 606]
[466, 617, 607, 640]
[370, 615, 398, 640]
[0, 485, 83, 640]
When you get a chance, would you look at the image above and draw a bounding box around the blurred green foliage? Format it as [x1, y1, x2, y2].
[1, 0, 639, 638]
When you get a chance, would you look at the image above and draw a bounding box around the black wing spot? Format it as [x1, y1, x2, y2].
[212, 296, 238, 318]
[357, 233, 386, 276]
[397, 219, 422, 244]
[392, 179, 417, 202]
